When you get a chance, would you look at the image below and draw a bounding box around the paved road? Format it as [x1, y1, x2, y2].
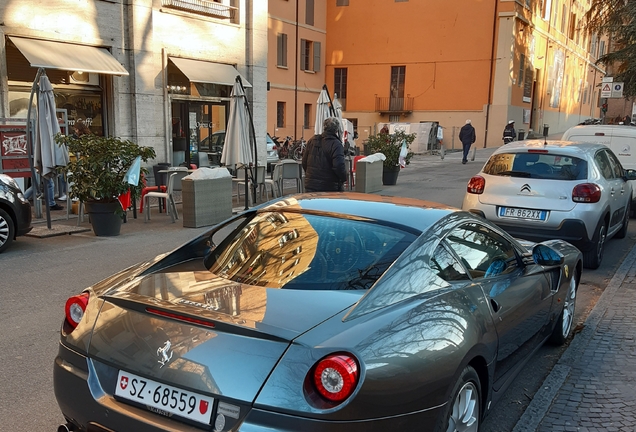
[0, 147, 632, 431]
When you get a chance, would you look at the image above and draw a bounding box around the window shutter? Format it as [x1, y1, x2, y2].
[313, 41, 321, 72]
[306, 0, 314, 25]
[281, 34, 287, 67]
[277, 34, 283, 66]
[300, 39, 307, 71]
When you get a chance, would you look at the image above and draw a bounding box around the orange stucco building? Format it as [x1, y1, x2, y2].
[268, 0, 327, 141]
[325, 0, 605, 148]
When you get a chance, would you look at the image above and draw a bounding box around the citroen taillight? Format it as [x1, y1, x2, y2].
[572, 183, 601, 203]
[311, 353, 359, 403]
[467, 176, 485, 194]
[64, 293, 90, 329]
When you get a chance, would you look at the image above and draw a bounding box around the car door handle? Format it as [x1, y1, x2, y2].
[610, 188, 615, 196]
[490, 298, 501, 313]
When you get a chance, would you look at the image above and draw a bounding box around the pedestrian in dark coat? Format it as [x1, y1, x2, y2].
[302, 117, 348, 192]
[503, 120, 516, 144]
[458, 119, 476, 164]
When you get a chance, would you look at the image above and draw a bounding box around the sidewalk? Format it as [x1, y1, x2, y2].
[514, 244, 636, 432]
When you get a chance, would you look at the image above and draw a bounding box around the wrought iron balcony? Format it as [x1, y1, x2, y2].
[375, 96, 414, 115]
[161, 0, 238, 22]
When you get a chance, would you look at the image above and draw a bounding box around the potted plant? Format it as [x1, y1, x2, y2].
[365, 129, 415, 185]
[55, 134, 156, 236]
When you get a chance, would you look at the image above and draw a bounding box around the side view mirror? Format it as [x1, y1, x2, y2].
[532, 244, 564, 266]
[624, 169, 636, 181]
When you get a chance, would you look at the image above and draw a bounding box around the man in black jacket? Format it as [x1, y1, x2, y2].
[302, 117, 347, 192]
[458, 119, 476, 164]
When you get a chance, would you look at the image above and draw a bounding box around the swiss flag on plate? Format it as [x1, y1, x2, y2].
[199, 400, 209, 415]
[120, 376, 129, 390]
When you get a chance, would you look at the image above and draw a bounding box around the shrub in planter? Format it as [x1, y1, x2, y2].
[365, 129, 415, 169]
[55, 134, 156, 235]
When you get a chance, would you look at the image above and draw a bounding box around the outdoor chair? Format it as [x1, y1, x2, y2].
[144, 172, 178, 223]
[238, 166, 271, 203]
[280, 159, 304, 193]
[265, 163, 283, 197]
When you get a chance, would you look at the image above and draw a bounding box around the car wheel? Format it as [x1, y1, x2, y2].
[0, 208, 15, 254]
[583, 221, 606, 269]
[615, 203, 630, 239]
[548, 268, 578, 345]
[441, 366, 481, 432]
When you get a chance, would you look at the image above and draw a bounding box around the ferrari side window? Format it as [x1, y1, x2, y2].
[445, 223, 517, 280]
[431, 244, 469, 282]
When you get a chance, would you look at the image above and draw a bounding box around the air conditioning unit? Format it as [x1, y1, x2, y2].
[69, 71, 99, 85]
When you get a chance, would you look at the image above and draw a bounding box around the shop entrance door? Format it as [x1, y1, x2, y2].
[171, 101, 228, 167]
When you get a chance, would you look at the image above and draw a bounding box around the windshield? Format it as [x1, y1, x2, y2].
[206, 211, 417, 290]
[483, 152, 588, 180]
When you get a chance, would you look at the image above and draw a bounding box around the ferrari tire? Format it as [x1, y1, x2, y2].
[0, 208, 15, 254]
[583, 221, 606, 269]
[440, 366, 481, 432]
[615, 203, 630, 239]
[548, 268, 578, 345]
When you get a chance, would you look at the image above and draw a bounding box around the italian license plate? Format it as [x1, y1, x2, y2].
[115, 370, 214, 425]
[499, 207, 546, 220]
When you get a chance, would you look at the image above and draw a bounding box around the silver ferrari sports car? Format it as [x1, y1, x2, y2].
[54, 193, 582, 432]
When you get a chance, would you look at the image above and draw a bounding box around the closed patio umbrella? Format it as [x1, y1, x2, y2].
[31, 70, 69, 228]
[314, 85, 334, 135]
[221, 76, 257, 210]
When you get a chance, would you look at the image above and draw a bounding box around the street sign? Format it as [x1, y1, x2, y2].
[611, 82, 624, 98]
[602, 76, 614, 83]
[601, 83, 612, 98]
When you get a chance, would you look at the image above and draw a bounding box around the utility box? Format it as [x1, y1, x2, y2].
[181, 168, 232, 228]
[355, 158, 383, 193]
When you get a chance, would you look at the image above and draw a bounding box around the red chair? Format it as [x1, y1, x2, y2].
[118, 189, 132, 222]
[139, 174, 167, 214]
[351, 155, 365, 187]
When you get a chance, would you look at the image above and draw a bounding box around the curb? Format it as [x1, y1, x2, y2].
[512, 243, 636, 431]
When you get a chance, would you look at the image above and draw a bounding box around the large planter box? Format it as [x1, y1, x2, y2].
[355, 160, 383, 193]
[182, 176, 232, 228]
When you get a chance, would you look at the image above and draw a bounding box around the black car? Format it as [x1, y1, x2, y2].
[0, 174, 32, 253]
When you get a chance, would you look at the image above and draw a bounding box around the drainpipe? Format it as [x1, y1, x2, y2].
[294, 0, 299, 139]
[483, 0, 498, 148]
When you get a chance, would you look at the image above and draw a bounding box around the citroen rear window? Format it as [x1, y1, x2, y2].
[483, 152, 588, 180]
[206, 211, 416, 290]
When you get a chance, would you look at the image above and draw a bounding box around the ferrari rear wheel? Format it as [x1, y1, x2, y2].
[548, 268, 578, 345]
[443, 366, 481, 432]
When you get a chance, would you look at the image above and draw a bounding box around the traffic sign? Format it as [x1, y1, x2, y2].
[601, 83, 612, 98]
[611, 82, 624, 98]
[602, 76, 614, 83]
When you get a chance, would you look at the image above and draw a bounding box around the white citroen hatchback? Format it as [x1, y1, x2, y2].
[462, 140, 636, 269]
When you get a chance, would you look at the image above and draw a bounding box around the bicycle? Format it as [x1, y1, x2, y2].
[275, 136, 293, 159]
[290, 138, 306, 161]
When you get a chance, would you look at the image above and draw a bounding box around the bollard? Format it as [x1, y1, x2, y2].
[518, 129, 525, 141]
[471, 146, 476, 161]
[440, 144, 445, 160]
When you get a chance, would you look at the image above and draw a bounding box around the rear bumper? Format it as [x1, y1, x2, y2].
[54, 342, 443, 432]
[488, 216, 592, 251]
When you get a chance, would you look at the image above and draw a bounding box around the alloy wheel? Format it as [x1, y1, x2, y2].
[0, 216, 9, 246]
[596, 224, 606, 263]
[447, 382, 479, 432]
[561, 271, 577, 338]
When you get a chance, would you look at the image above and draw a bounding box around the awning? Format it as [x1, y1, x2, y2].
[9, 36, 129, 76]
[169, 57, 252, 88]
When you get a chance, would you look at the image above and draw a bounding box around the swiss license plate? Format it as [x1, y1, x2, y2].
[499, 207, 546, 220]
[115, 370, 214, 425]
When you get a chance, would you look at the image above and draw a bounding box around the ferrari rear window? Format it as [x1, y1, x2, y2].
[483, 153, 588, 180]
[206, 212, 416, 290]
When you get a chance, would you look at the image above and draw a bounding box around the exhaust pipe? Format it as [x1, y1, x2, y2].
[57, 424, 75, 432]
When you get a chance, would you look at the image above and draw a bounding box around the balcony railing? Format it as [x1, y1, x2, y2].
[161, 0, 238, 23]
[375, 96, 414, 115]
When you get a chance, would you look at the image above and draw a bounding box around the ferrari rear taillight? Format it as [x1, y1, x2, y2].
[467, 176, 485, 194]
[65, 293, 89, 329]
[572, 183, 601, 203]
[312, 354, 359, 403]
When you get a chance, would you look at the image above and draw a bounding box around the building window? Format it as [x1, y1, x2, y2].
[334, 68, 347, 110]
[306, 0, 314, 26]
[518, 53, 525, 87]
[336, 0, 349, 5]
[560, 4, 567, 33]
[389, 66, 406, 111]
[277, 102, 285, 128]
[568, 13, 576, 39]
[304, 104, 311, 129]
[300, 39, 321, 72]
[553, 0, 559, 27]
[542, 0, 552, 21]
[277, 33, 288, 67]
[599, 40, 606, 57]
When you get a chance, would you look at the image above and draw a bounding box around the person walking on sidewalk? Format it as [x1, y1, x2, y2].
[503, 120, 516, 144]
[458, 119, 476, 164]
[302, 117, 347, 192]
